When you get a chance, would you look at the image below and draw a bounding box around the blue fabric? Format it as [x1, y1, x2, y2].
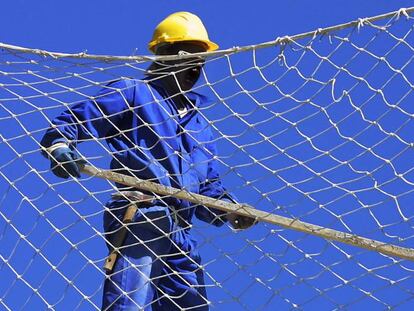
[102, 200, 208, 311]
[41, 78, 238, 310]
[41, 78, 236, 226]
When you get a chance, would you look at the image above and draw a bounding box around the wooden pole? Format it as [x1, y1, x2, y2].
[81, 164, 414, 262]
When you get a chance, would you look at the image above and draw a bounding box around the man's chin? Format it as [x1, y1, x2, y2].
[181, 81, 196, 92]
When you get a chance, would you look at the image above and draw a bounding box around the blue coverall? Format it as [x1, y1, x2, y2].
[41, 78, 235, 310]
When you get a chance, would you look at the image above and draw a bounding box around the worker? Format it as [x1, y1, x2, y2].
[41, 12, 255, 310]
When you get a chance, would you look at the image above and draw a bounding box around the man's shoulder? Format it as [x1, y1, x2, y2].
[101, 78, 155, 99]
[186, 90, 214, 107]
[104, 77, 147, 89]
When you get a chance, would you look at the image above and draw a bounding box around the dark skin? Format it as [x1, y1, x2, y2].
[147, 42, 207, 110]
[148, 42, 257, 230]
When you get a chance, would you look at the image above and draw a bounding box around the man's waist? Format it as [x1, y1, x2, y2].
[111, 190, 192, 228]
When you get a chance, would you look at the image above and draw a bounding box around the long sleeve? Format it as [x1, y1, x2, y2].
[40, 79, 134, 153]
[195, 138, 238, 227]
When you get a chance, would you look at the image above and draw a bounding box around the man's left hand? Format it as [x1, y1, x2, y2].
[226, 213, 257, 230]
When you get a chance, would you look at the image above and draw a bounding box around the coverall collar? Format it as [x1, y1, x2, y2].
[145, 76, 210, 110]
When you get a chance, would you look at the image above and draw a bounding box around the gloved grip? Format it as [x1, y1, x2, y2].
[50, 147, 85, 179]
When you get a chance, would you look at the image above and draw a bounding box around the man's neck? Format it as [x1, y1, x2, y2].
[174, 94, 190, 110]
[153, 76, 192, 110]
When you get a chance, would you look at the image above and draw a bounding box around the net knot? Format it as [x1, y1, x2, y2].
[396, 8, 409, 19]
[357, 18, 368, 31]
[275, 36, 291, 46]
[315, 28, 324, 35]
[75, 50, 88, 58]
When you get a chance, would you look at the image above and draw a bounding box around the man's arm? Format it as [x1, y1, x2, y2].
[195, 137, 256, 229]
[195, 158, 236, 227]
[41, 79, 134, 178]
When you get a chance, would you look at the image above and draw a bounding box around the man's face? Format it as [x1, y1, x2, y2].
[156, 42, 206, 92]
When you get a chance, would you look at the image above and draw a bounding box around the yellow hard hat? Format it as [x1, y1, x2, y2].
[148, 12, 219, 53]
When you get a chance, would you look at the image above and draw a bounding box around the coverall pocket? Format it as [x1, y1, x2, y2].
[123, 207, 173, 249]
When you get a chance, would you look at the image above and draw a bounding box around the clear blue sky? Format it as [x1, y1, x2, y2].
[1, 1, 414, 310]
[0, 1, 412, 56]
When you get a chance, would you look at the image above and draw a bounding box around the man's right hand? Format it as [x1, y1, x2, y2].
[50, 147, 83, 179]
[226, 213, 257, 230]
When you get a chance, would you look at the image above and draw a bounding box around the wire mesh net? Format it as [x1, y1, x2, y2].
[1, 7, 414, 310]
